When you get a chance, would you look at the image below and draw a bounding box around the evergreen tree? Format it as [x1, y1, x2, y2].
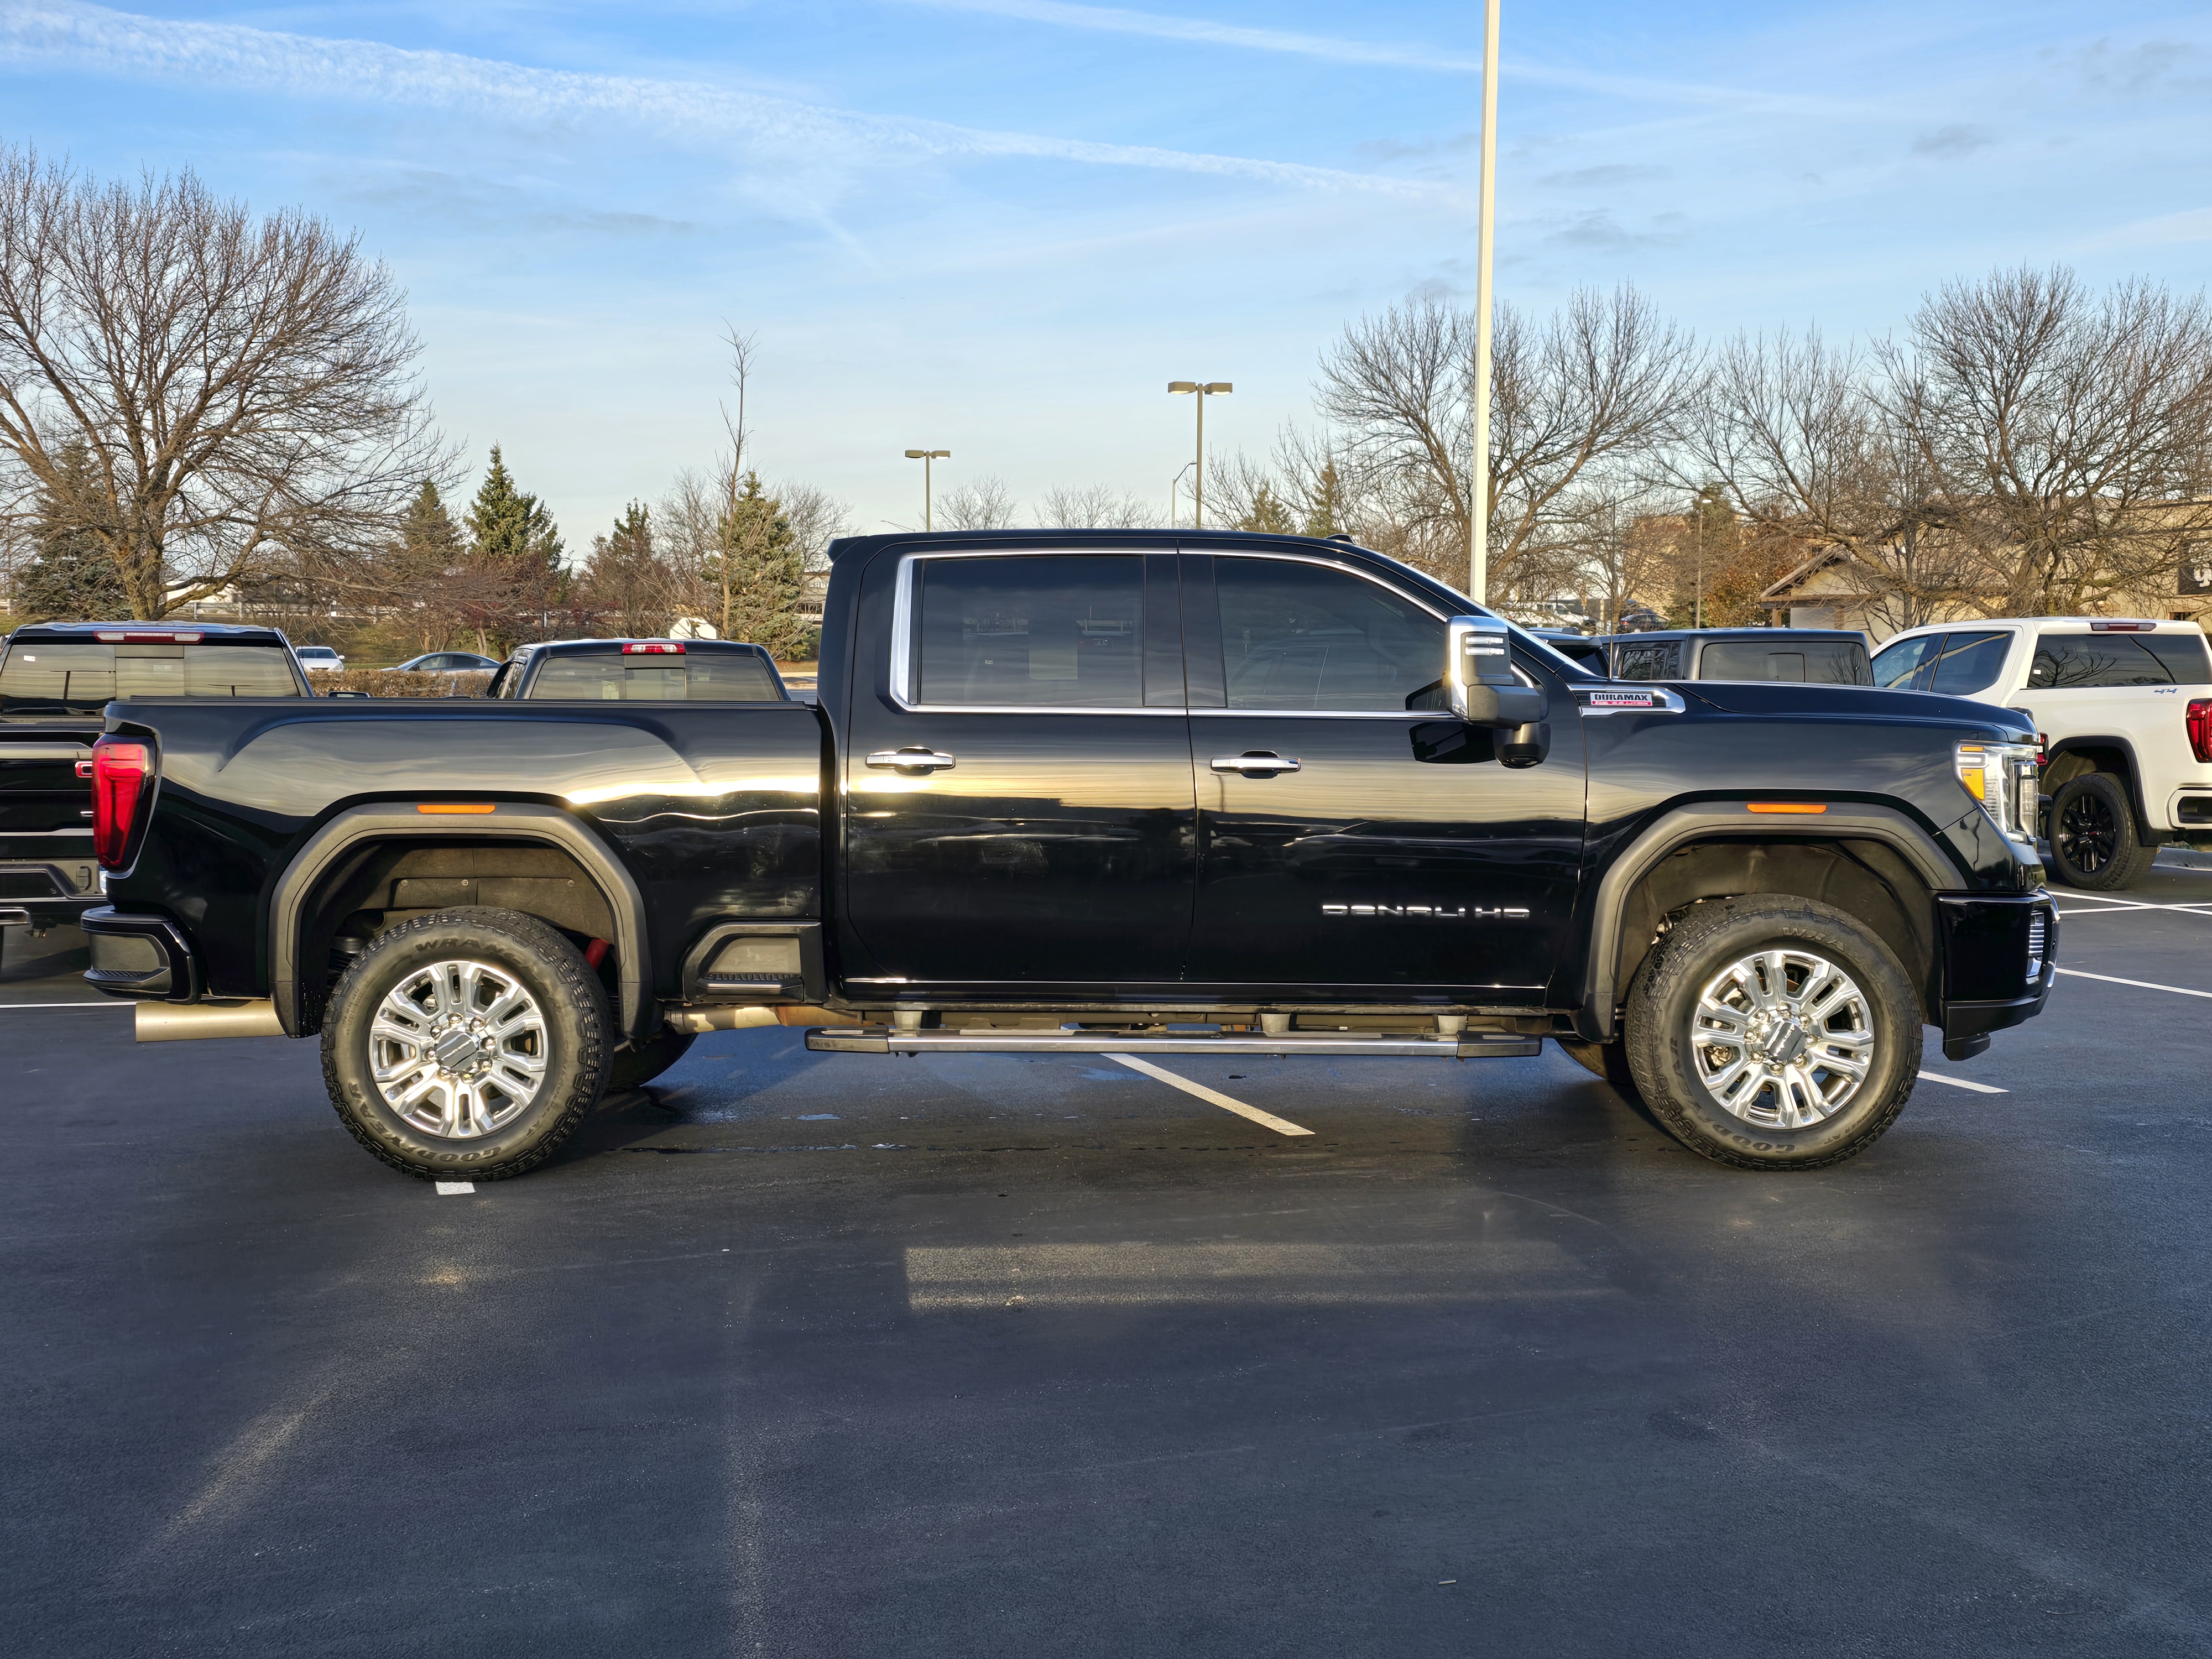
[465, 445, 564, 572]
[399, 479, 462, 571]
[587, 502, 668, 636]
[1238, 482, 1296, 535]
[17, 442, 127, 621]
[1301, 460, 1347, 540]
[456, 446, 566, 651]
[705, 472, 813, 659]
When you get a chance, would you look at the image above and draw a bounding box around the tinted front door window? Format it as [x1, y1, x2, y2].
[1186, 555, 1584, 996]
[842, 551, 1194, 985]
[1924, 632, 2008, 696]
[1217, 559, 1442, 709]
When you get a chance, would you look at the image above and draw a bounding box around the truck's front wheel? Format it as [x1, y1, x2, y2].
[1623, 896, 1921, 1171]
[322, 907, 611, 1180]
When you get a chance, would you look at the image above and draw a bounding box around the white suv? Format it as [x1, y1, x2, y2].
[1871, 618, 2212, 889]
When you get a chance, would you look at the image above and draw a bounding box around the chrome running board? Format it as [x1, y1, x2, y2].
[806, 1027, 1543, 1059]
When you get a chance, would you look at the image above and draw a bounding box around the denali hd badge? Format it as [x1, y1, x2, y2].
[1586, 690, 1656, 708]
[1322, 904, 1530, 919]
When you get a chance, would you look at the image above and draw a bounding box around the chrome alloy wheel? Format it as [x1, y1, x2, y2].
[368, 958, 548, 1139]
[1689, 948, 1875, 1129]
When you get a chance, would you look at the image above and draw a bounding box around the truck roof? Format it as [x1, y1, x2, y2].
[7, 620, 293, 646]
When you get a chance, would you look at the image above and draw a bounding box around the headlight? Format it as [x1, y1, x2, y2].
[1956, 742, 2041, 843]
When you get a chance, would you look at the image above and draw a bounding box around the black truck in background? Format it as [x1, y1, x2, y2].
[0, 622, 309, 945]
[79, 531, 2056, 1178]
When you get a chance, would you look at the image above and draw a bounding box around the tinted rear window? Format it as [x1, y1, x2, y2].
[1612, 641, 1681, 680]
[1698, 640, 1870, 684]
[1, 643, 301, 713]
[2141, 632, 2212, 685]
[524, 651, 784, 701]
[2027, 634, 2174, 689]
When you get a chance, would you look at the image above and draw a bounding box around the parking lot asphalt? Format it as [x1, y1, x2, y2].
[5, 862, 2211, 1658]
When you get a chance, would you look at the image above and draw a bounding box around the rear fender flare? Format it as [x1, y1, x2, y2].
[2041, 735, 2150, 832]
[269, 801, 649, 1040]
[1575, 803, 1959, 1041]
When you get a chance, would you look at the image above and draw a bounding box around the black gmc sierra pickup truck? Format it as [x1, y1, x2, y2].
[78, 530, 2057, 1179]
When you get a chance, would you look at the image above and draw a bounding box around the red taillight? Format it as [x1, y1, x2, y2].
[2189, 699, 2212, 765]
[91, 739, 152, 869]
[622, 641, 684, 654]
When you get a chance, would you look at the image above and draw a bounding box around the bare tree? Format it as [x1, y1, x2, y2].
[773, 479, 853, 569]
[0, 145, 450, 619]
[1689, 328, 1982, 633]
[1880, 266, 2212, 615]
[937, 474, 1020, 531]
[1316, 285, 1702, 597]
[1038, 484, 1155, 529]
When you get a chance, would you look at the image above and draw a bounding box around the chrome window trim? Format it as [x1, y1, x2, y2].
[887, 545, 1538, 716]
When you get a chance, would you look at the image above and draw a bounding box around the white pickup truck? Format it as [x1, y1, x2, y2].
[1871, 618, 2212, 888]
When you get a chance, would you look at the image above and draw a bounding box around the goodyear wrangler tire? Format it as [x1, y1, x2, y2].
[322, 907, 611, 1181]
[1623, 896, 1921, 1171]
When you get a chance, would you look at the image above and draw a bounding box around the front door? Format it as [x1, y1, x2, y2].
[1182, 552, 1585, 999]
[841, 546, 1195, 991]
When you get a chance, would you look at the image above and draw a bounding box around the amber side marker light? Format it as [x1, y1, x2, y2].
[1746, 802, 1827, 814]
[417, 803, 497, 815]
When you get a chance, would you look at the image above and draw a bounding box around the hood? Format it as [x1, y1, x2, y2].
[1675, 680, 2033, 739]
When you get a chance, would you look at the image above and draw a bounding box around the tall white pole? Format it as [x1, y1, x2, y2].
[1468, 0, 1501, 606]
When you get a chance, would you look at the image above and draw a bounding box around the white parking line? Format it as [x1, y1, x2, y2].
[434, 1181, 476, 1195]
[1917, 1070, 2007, 1094]
[1103, 1053, 1314, 1138]
[2051, 893, 2212, 916]
[0, 1001, 128, 1010]
[2056, 967, 2212, 1000]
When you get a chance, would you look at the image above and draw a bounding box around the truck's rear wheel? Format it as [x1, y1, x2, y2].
[2047, 772, 2157, 890]
[322, 907, 611, 1180]
[1623, 896, 1920, 1171]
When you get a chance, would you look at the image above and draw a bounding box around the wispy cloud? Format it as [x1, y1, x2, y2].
[1910, 123, 1992, 159]
[2083, 205, 2212, 249]
[0, 0, 1433, 199]
[1537, 164, 1672, 190]
[893, 0, 1886, 116]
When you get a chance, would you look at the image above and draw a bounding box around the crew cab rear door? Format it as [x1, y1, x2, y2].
[1181, 551, 1586, 999]
[841, 545, 1195, 989]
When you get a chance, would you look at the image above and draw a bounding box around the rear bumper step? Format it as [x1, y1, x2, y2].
[806, 1027, 1544, 1058]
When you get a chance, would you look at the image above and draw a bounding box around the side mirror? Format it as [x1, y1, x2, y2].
[1446, 616, 1547, 728]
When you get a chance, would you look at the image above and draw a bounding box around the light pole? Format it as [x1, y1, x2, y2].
[1169, 461, 1196, 528]
[1467, 0, 1501, 605]
[904, 448, 949, 531]
[1167, 381, 1232, 527]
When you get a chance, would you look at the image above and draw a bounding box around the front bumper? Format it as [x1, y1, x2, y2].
[1934, 891, 2057, 1060]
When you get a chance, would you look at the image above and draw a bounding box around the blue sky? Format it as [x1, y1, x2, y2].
[3, 0, 2209, 544]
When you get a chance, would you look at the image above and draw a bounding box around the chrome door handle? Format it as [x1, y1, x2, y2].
[865, 747, 958, 774]
[1211, 752, 1301, 775]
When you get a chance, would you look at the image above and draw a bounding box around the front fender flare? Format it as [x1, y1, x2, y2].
[1573, 802, 1961, 1041]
